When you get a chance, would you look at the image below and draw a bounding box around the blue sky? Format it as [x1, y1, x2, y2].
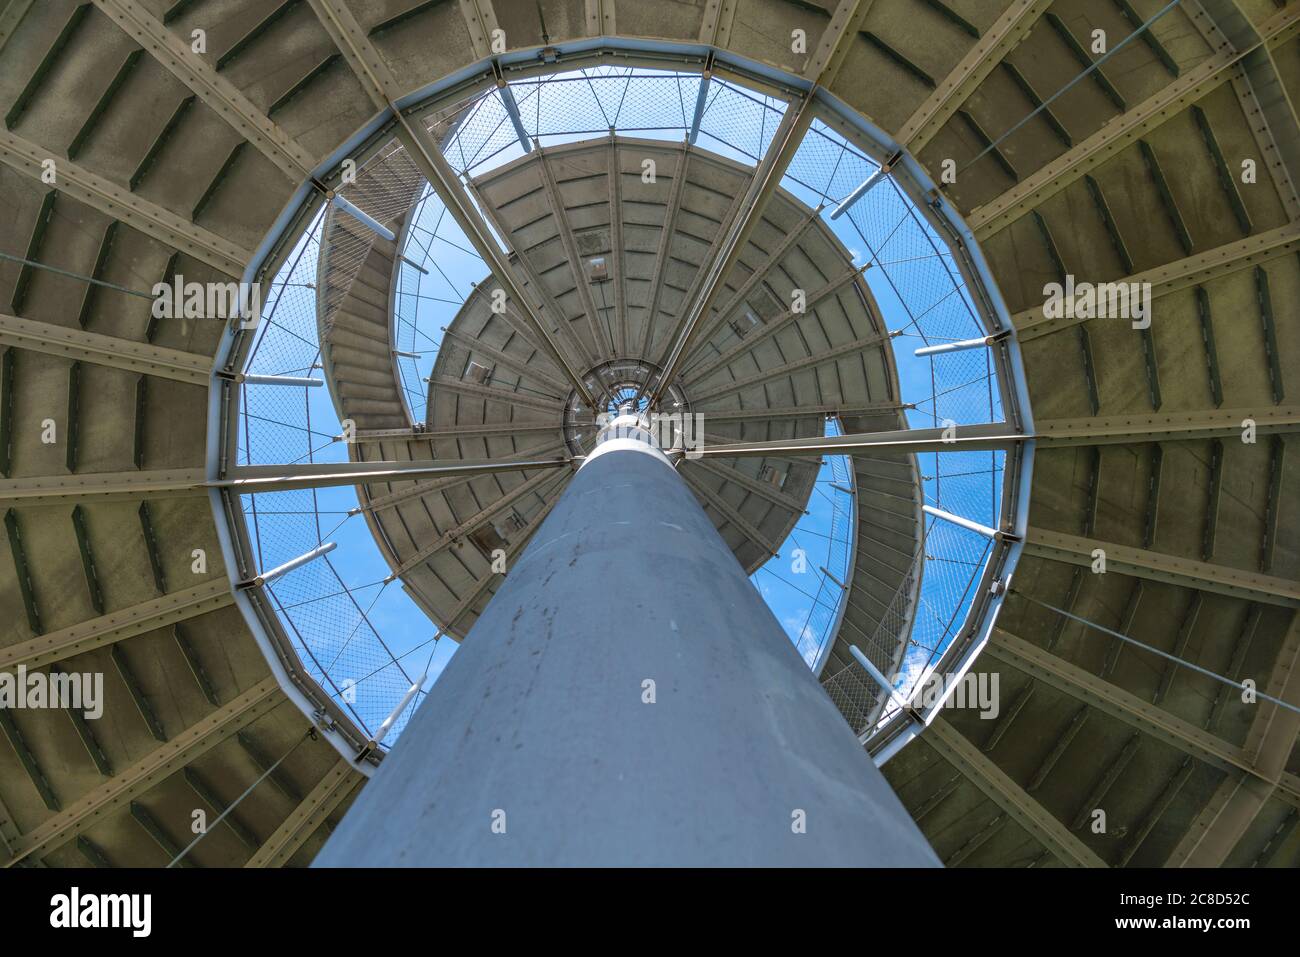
[235, 66, 1005, 745]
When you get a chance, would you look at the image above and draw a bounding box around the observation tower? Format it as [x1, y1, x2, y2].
[0, 0, 1295, 871]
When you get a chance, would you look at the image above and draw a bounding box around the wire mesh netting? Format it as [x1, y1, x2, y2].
[238, 208, 435, 748]
[751, 417, 855, 671]
[780, 118, 1008, 734]
[233, 65, 1015, 753]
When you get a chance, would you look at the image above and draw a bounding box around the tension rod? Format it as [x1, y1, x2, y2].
[167, 729, 314, 867]
[1016, 591, 1300, 716]
[959, 0, 1182, 175]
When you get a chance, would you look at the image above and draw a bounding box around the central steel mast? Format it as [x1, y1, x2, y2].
[317, 415, 939, 866]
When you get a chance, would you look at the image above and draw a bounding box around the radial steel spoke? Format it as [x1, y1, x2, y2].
[221, 456, 571, 495]
[360, 439, 568, 513]
[697, 422, 1027, 458]
[645, 0, 871, 403]
[647, 98, 814, 403]
[305, 0, 598, 408]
